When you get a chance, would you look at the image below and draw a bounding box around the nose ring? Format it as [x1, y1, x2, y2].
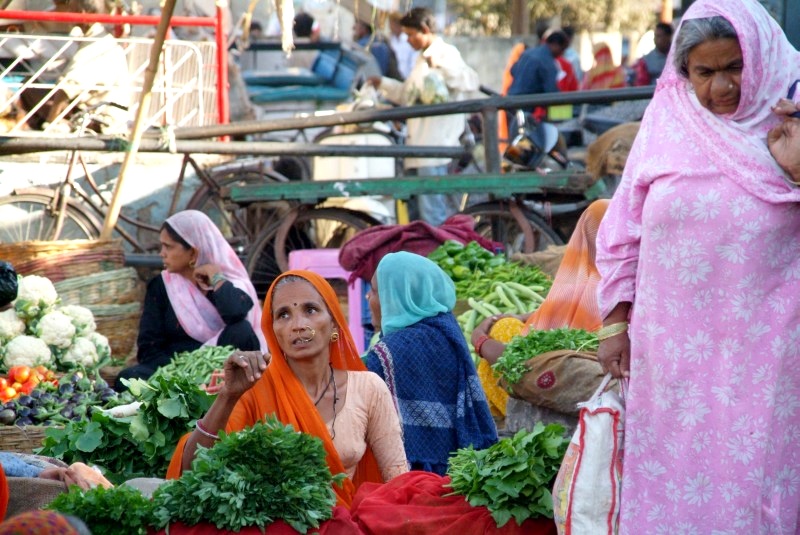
[728, 83, 734, 89]
[300, 325, 316, 343]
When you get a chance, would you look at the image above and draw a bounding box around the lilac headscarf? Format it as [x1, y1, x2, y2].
[161, 210, 267, 352]
[628, 0, 800, 205]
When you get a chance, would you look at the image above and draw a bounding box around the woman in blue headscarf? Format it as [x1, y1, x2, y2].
[363, 251, 497, 475]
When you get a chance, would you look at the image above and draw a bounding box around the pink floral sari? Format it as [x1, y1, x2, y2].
[596, 0, 800, 532]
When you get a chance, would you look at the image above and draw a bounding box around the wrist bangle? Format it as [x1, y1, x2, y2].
[597, 321, 629, 341]
[473, 334, 491, 356]
[210, 272, 227, 288]
[195, 419, 220, 441]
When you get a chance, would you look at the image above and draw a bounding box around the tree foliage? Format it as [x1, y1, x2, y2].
[448, 0, 657, 36]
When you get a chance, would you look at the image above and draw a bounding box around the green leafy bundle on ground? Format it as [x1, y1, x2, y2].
[151, 417, 345, 533]
[48, 484, 155, 535]
[447, 424, 568, 527]
[37, 375, 214, 483]
[493, 328, 598, 387]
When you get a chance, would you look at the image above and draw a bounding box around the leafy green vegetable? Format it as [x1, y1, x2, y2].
[37, 375, 214, 484]
[493, 327, 598, 387]
[446, 424, 568, 527]
[151, 417, 345, 533]
[48, 484, 155, 535]
[149, 345, 234, 385]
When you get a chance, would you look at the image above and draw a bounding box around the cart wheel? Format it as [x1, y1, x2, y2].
[246, 206, 380, 297]
[462, 201, 563, 254]
[0, 191, 101, 243]
[185, 169, 294, 255]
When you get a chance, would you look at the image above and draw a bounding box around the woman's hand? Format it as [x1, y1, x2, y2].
[366, 76, 382, 88]
[193, 263, 224, 291]
[38, 467, 91, 490]
[597, 332, 631, 379]
[219, 350, 271, 399]
[768, 117, 800, 182]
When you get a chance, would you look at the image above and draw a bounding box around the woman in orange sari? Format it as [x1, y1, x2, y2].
[167, 270, 408, 508]
[471, 199, 608, 367]
[580, 44, 627, 91]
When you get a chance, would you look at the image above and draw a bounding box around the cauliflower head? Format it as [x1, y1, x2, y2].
[60, 336, 99, 368]
[35, 311, 77, 349]
[0, 309, 25, 341]
[15, 275, 59, 320]
[4, 335, 53, 368]
[86, 332, 111, 361]
[59, 305, 96, 336]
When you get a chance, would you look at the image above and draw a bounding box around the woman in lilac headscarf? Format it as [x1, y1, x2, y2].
[115, 210, 267, 390]
[595, 0, 800, 531]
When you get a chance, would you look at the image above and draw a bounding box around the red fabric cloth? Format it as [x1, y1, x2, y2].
[0, 465, 6, 522]
[350, 471, 558, 535]
[339, 215, 499, 284]
[151, 506, 361, 535]
[556, 57, 579, 92]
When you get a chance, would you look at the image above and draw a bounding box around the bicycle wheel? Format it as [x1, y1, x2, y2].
[246, 207, 379, 297]
[0, 192, 101, 243]
[185, 169, 293, 255]
[463, 201, 563, 255]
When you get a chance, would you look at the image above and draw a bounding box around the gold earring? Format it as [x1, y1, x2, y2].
[330, 332, 339, 342]
[189, 260, 196, 269]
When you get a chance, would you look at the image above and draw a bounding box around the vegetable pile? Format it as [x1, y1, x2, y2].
[428, 241, 552, 301]
[149, 345, 233, 385]
[0, 364, 58, 402]
[38, 375, 213, 484]
[0, 371, 121, 427]
[0, 275, 111, 372]
[446, 423, 568, 527]
[48, 484, 156, 535]
[151, 417, 344, 532]
[493, 328, 598, 387]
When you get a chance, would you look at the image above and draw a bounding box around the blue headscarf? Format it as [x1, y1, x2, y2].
[376, 252, 456, 336]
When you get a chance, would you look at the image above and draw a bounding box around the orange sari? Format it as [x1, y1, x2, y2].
[0, 465, 7, 522]
[523, 199, 609, 332]
[580, 45, 627, 91]
[166, 270, 382, 508]
[498, 43, 527, 155]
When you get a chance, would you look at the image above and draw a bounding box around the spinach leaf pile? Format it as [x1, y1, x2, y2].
[151, 417, 345, 533]
[48, 484, 155, 535]
[446, 424, 568, 527]
[493, 327, 598, 387]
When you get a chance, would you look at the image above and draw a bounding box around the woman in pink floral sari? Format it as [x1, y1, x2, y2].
[595, 0, 800, 532]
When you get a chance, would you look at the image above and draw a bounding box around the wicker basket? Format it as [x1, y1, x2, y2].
[54, 267, 144, 306]
[88, 303, 141, 359]
[15, 246, 125, 283]
[0, 239, 121, 267]
[0, 425, 52, 453]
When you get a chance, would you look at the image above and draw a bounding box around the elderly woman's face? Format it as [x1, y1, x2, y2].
[272, 279, 337, 359]
[686, 37, 743, 115]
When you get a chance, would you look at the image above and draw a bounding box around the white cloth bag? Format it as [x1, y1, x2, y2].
[552, 372, 626, 535]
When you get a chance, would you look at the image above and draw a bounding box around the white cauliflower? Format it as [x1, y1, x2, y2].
[60, 336, 99, 368]
[35, 311, 76, 349]
[59, 305, 96, 336]
[0, 309, 25, 341]
[3, 335, 53, 368]
[86, 331, 111, 361]
[15, 275, 59, 320]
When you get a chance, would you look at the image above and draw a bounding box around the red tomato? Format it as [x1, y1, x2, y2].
[1, 387, 17, 400]
[0, 378, 8, 390]
[9, 366, 31, 384]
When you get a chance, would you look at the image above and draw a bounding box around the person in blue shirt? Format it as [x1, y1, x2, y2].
[354, 20, 402, 80]
[506, 30, 569, 126]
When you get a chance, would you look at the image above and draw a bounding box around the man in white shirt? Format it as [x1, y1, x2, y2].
[369, 8, 479, 226]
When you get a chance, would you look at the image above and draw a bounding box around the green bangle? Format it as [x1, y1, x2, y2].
[210, 272, 227, 287]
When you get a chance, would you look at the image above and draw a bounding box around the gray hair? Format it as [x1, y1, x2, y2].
[673, 16, 738, 77]
[270, 275, 335, 322]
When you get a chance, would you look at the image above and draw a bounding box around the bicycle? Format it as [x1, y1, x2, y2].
[0, 103, 289, 254]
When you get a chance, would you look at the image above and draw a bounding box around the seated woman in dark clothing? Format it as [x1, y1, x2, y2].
[114, 210, 266, 391]
[363, 251, 497, 475]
